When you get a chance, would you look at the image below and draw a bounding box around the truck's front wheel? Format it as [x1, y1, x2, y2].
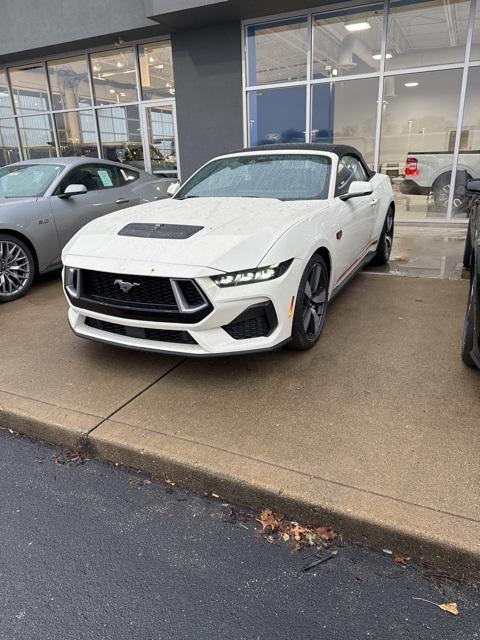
[433, 173, 470, 214]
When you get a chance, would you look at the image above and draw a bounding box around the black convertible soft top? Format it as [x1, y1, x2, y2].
[233, 143, 375, 179]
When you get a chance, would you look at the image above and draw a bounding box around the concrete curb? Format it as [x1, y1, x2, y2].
[4, 396, 478, 582]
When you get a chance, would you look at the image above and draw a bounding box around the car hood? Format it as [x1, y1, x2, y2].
[63, 197, 330, 273]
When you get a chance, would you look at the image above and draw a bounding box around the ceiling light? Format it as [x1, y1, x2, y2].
[116, 61, 124, 68]
[149, 56, 155, 63]
[345, 22, 371, 32]
[154, 64, 164, 70]
[372, 52, 392, 60]
[404, 82, 419, 87]
[109, 89, 116, 93]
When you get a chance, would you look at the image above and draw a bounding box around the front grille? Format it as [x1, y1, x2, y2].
[82, 270, 177, 308]
[69, 269, 213, 324]
[85, 317, 197, 344]
[223, 302, 277, 340]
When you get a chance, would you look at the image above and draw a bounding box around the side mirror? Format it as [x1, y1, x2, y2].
[340, 180, 373, 201]
[465, 179, 480, 194]
[167, 181, 180, 197]
[59, 184, 88, 198]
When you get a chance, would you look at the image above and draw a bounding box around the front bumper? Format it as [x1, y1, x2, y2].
[65, 260, 303, 356]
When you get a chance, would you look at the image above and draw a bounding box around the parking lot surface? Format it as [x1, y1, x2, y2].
[0, 269, 478, 576]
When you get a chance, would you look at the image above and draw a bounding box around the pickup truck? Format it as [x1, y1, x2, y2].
[399, 151, 480, 213]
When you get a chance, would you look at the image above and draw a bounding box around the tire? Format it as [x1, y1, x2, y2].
[463, 220, 472, 270]
[433, 173, 471, 213]
[288, 254, 329, 351]
[0, 234, 35, 303]
[462, 268, 477, 367]
[369, 206, 394, 266]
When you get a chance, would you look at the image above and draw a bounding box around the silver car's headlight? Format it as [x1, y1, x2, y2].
[211, 259, 293, 288]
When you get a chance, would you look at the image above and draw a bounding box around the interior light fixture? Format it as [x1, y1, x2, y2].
[345, 22, 371, 32]
[149, 56, 155, 63]
[154, 64, 164, 70]
[404, 82, 419, 87]
[116, 61, 124, 68]
[109, 89, 116, 93]
[372, 52, 392, 60]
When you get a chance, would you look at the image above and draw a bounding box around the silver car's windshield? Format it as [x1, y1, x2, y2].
[0, 164, 64, 198]
[176, 154, 332, 201]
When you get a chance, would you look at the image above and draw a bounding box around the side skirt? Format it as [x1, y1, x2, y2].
[330, 250, 377, 301]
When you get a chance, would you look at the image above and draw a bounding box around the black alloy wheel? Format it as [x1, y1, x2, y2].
[462, 268, 477, 367]
[370, 207, 394, 266]
[289, 255, 329, 350]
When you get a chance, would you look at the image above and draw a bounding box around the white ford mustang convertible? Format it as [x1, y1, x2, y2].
[62, 144, 394, 356]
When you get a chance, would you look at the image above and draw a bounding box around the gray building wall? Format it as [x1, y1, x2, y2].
[172, 22, 244, 179]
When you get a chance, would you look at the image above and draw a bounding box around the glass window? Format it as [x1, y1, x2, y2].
[379, 69, 462, 218]
[248, 86, 306, 146]
[0, 71, 13, 117]
[0, 119, 20, 166]
[90, 48, 137, 106]
[452, 67, 480, 218]
[0, 163, 63, 197]
[48, 56, 92, 110]
[177, 154, 332, 201]
[55, 110, 98, 157]
[247, 17, 308, 85]
[58, 163, 121, 193]
[97, 105, 143, 167]
[471, 2, 480, 61]
[311, 77, 379, 167]
[336, 155, 369, 195]
[139, 42, 175, 100]
[313, 5, 384, 79]
[144, 104, 177, 176]
[9, 64, 50, 114]
[386, 0, 471, 71]
[17, 114, 56, 160]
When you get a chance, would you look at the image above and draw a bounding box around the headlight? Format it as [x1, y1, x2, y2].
[211, 259, 293, 287]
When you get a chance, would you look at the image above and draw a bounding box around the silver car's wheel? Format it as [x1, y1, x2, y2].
[0, 235, 35, 302]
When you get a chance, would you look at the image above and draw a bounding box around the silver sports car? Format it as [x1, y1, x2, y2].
[0, 157, 173, 302]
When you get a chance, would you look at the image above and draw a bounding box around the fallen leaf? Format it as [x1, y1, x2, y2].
[282, 532, 290, 542]
[412, 598, 459, 616]
[394, 553, 411, 566]
[257, 509, 283, 532]
[439, 603, 459, 616]
[315, 526, 337, 542]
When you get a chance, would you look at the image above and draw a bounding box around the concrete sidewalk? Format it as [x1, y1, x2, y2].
[1, 271, 479, 579]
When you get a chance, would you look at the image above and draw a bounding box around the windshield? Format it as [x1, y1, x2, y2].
[0, 164, 64, 198]
[176, 154, 332, 201]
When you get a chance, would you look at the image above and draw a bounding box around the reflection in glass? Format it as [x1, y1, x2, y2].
[48, 56, 92, 110]
[55, 110, 98, 157]
[379, 69, 462, 218]
[311, 77, 379, 166]
[0, 119, 20, 165]
[0, 71, 13, 117]
[248, 86, 306, 146]
[9, 65, 50, 114]
[312, 5, 384, 79]
[247, 17, 308, 85]
[144, 104, 177, 176]
[471, 2, 480, 61]
[386, 0, 470, 70]
[452, 67, 480, 218]
[97, 105, 143, 167]
[139, 42, 175, 100]
[17, 114, 56, 160]
[90, 48, 137, 106]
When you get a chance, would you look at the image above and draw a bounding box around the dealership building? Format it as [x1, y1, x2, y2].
[0, 0, 479, 222]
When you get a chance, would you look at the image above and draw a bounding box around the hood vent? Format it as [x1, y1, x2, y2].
[118, 223, 204, 239]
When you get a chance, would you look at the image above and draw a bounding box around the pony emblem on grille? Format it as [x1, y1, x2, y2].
[113, 279, 140, 293]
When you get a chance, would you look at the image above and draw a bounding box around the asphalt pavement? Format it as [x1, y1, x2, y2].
[0, 430, 478, 640]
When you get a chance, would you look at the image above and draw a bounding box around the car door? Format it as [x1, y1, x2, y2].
[332, 155, 376, 287]
[49, 163, 130, 248]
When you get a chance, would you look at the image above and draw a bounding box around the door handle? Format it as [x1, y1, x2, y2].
[115, 198, 130, 204]
[370, 199, 379, 206]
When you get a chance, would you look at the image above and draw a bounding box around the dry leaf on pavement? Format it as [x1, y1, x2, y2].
[393, 553, 411, 566]
[412, 598, 459, 616]
[257, 509, 284, 532]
